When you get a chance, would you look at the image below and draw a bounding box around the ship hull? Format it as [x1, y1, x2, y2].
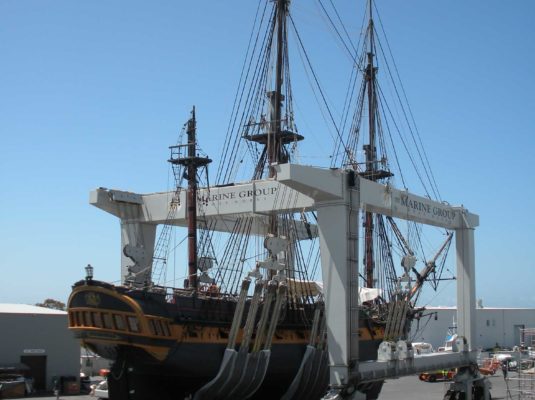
[68, 281, 385, 399]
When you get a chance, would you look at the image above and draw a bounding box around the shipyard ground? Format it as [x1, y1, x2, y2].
[35, 371, 513, 399]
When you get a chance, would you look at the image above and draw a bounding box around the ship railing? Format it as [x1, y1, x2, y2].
[146, 284, 241, 302]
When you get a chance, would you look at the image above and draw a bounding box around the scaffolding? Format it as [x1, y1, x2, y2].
[504, 328, 535, 399]
[522, 328, 535, 354]
[506, 368, 535, 399]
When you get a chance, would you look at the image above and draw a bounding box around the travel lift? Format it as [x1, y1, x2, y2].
[274, 163, 488, 400]
[91, 162, 488, 400]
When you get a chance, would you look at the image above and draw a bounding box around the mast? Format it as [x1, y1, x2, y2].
[169, 107, 212, 290]
[270, 0, 286, 174]
[364, 0, 376, 288]
[186, 109, 198, 288]
[244, 0, 304, 237]
[268, 0, 287, 236]
[360, 0, 393, 289]
[244, 0, 303, 175]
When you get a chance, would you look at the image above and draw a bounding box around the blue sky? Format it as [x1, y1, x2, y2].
[1, 0, 535, 308]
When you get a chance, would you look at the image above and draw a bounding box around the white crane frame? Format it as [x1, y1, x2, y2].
[91, 162, 482, 398]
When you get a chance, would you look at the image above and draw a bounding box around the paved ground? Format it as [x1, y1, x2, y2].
[381, 372, 510, 399]
[32, 371, 515, 399]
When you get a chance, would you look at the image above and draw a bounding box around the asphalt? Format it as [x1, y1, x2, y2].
[381, 371, 511, 400]
[33, 371, 515, 399]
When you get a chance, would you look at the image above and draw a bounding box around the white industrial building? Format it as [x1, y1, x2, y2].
[0, 304, 80, 392]
[410, 306, 535, 350]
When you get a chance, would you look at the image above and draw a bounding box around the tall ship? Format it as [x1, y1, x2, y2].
[67, 1, 454, 399]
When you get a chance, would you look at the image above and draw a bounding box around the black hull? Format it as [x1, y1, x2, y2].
[68, 281, 386, 399]
[107, 368, 384, 400]
[104, 340, 384, 392]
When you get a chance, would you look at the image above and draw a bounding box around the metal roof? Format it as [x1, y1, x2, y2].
[425, 306, 535, 311]
[0, 303, 67, 315]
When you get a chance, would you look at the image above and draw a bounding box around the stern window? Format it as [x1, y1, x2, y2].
[72, 311, 80, 326]
[162, 322, 171, 337]
[113, 314, 126, 330]
[154, 320, 164, 336]
[84, 312, 91, 327]
[102, 313, 112, 329]
[92, 312, 102, 328]
[127, 316, 140, 333]
[148, 320, 157, 336]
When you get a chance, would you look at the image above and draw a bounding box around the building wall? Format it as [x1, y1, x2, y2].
[80, 354, 111, 376]
[410, 307, 535, 350]
[0, 313, 80, 391]
[410, 308, 456, 349]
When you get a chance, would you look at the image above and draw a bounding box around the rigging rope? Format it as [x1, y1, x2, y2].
[373, 1, 442, 200]
[217, 0, 270, 184]
[372, 20, 441, 200]
[288, 14, 351, 162]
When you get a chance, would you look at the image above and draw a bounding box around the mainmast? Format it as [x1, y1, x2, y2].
[270, 0, 287, 175]
[169, 107, 212, 290]
[363, 0, 377, 289]
[268, 0, 287, 236]
[245, 0, 303, 237]
[362, 0, 393, 288]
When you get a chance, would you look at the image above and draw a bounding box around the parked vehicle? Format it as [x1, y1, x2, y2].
[0, 363, 33, 396]
[0, 373, 31, 397]
[419, 369, 456, 382]
[478, 358, 500, 375]
[91, 379, 109, 399]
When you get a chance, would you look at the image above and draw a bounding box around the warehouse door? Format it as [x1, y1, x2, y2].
[20, 355, 47, 391]
[514, 324, 525, 347]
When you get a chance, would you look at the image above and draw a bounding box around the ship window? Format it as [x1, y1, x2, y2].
[84, 312, 92, 326]
[127, 316, 140, 333]
[71, 312, 78, 326]
[76, 312, 83, 326]
[113, 314, 126, 331]
[102, 313, 112, 329]
[92, 312, 102, 328]
[162, 322, 171, 337]
[154, 320, 164, 336]
[148, 319, 157, 336]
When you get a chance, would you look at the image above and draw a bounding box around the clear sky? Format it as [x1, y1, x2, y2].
[1, 0, 535, 308]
